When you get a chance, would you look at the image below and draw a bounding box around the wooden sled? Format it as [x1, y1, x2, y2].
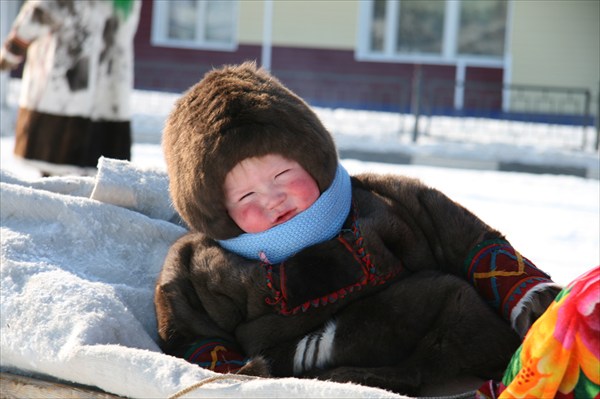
[0, 372, 123, 399]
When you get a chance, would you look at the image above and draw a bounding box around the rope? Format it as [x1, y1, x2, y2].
[168, 373, 263, 399]
[170, 373, 477, 399]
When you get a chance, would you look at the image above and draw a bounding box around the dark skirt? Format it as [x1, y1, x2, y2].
[14, 107, 132, 169]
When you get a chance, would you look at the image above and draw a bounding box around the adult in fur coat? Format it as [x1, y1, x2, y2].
[155, 62, 561, 394]
[0, 0, 140, 176]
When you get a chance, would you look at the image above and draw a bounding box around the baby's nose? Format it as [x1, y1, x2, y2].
[267, 191, 286, 209]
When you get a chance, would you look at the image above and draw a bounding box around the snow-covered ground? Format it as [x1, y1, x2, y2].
[0, 77, 599, 398]
[1, 77, 599, 285]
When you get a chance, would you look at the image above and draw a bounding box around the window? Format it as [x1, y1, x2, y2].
[395, 1, 445, 55]
[358, 0, 508, 64]
[151, 0, 238, 50]
[458, 1, 507, 57]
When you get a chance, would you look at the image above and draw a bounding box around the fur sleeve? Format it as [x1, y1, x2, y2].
[353, 173, 504, 275]
[154, 233, 247, 354]
[6, 0, 59, 44]
[354, 174, 558, 335]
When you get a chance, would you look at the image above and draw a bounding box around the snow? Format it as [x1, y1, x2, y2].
[2, 78, 598, 284]
[1, 78, 599, 397]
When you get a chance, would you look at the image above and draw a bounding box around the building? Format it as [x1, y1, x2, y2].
[3, 0, 599, 123]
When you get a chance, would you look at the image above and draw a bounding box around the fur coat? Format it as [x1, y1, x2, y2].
[155, 63, 558, 395]
[155, 173, 533, 394]
[1, 0, 140, 174]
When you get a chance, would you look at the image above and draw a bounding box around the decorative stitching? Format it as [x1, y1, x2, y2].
[464, 239, 552, 319]
[263, 202, 403, 315]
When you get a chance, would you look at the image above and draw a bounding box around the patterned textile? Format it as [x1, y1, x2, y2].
[182, 339, 248, 374]
[477, 266, 600, 399]
[464, 239, 554, 322]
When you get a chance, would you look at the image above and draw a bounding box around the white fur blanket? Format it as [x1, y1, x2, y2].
[1, 158, 408, 399]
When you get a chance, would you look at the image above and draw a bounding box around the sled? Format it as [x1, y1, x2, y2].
[0, 372, 123, 399]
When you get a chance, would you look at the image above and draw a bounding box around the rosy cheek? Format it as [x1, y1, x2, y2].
[290, 180, 320, 209]
[306, 183, 320, 203]
[232, 203, 269, 233]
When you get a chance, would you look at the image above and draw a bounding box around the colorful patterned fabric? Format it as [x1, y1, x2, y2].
[183, 339, 248, 373]
[465, 239, 554, 322]
[477, 266, 600, 399]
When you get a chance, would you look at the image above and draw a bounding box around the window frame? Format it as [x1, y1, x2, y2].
[151, 0, 239, 51]
[356, 0, 510, 68]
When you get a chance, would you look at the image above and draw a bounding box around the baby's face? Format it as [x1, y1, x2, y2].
[224, 154, 320, 233]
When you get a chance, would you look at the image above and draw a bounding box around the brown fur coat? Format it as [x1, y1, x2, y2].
[155, 172, 524, 394]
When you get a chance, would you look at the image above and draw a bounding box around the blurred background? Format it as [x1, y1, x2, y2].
[1, 0, 599, 171]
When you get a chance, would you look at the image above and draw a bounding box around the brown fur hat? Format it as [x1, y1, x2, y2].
[163, 62, 338, 239]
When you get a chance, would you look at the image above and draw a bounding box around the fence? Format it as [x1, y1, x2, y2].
[414, 76, 597, 150]
[279, 70, 599, 152]
[2, 72, 598, 152]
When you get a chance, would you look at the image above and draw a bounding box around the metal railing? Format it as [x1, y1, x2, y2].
[415, 78, 596, 149]
[278, 70, 599, 151]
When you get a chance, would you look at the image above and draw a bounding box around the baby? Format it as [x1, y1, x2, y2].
[155, 62, 560, 394]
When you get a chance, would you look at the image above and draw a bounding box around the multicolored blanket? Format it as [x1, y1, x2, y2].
[478, 266, 600, 399]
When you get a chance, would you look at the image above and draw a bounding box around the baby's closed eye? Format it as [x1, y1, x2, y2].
[275, 169, 291, 180]
[239, 192, 255, 202]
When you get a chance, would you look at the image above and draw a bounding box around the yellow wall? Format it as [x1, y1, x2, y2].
[239, 0, 358, 50]
[238, 1, 264, 44]
[239, 0, 599, 116]
[510, 1, 599, 103]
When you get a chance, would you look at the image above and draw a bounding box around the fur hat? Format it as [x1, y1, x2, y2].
[163, 62, 338, 239]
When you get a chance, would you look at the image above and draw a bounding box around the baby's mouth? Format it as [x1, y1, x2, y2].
[274, 209, 296, 225]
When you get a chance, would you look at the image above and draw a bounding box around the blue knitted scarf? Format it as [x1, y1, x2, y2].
[217, 164, 352, 264]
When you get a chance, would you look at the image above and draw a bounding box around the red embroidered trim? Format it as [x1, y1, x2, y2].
[263, 203, 403, 315]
